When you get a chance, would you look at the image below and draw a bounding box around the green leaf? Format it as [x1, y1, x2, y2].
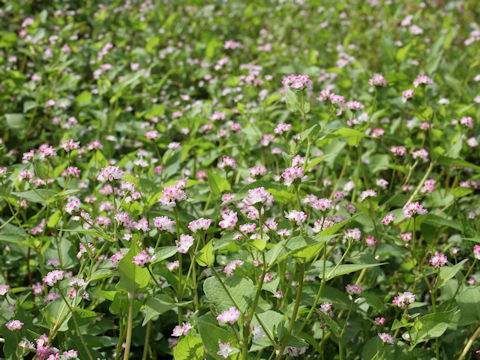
[196, 240, 214, 267]
[284, 235, 332, 261]
[248, 238, 267, 252]
[203, 275, 255, 313]
[421, 214, 461, 231]
[197, 315, 239, 359]
[47, 211, 62, 228]
[285, 87, 299, 112]
[457, 287, 480, 325]
[5, 113, 25, 130]
[207, 170, 231, 195]
[12, 189, 52, 203]
[23, 100, 37, 113]
[436, 259, 467, 288]
[396, 42, 412, 62]
[362, 336, 383, 360]
[326, 128, 367, 140]
[0, 233, 32, 247]
[75, 90, 92, 104]
[151, 246, 178, 264]
[452, 187, 473, 198]
[437, 156, 480, 172]
[173, 336, 205, 360]
[315, 263, 384, 281]
[411, 311, 456, 347]
[143, 294, 175, 325]
[316, 216, 356, 236]
[206, 38, 220, 58]
[117, 242, 150, 292]
[305, 155, 327, 171]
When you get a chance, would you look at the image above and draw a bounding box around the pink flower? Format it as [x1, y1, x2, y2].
[172, 322, 193, 337]
[45, 99, 56, 107]
[274, 123, 291, 134]
[249, 165, 267, 177]
[381, 213, 395, 225]
[281, 167, 306, 186]
[5, 320, 23, 331]
[219, 210, 238, 230]
[369, 74, 388, 87]
[282, 74, 313, 90]
[239, 223, 256, 233]
[401, 233, 412, 242]
[153, 216, 176, 233]
[224, 260, 244, 277]
[429, 251, 448, 269]
[43, 270, 65, 286]
[159, 184, 186, 207]
[403, 202, 428, 218]
[312, 217, 334, 234]
[114, 212, 131, 226]
[375, 317, 386, 326]
[35, 334, 54, 360]
[176, 234, 194, 254]
[365, 236, 377, 247]
[19, 169, 34, 181]
[312, 198, 334, 211]
[402, 89, 414, 103]
[360, 190, 377, 201]
[378, 333, 395, 344]
[110, 252, 126, 268]
[63, 350, 78, 359]
[411, 148, 429, 162]
[217, 340, 234, 358]
[371, 128, 385, 138]
[218, 156, 237, 170]
[320, 302, 333, 316]
[167, 260, 179, 271]
[243, 187, 274, 207]
[285, 210, 307, 225]
[376, 179, 389, 189]
[217, 307, 241, 324]
[346, 229, 362, 241]
[460, 116, 474, 128]
[413, 74, 434, 88]
[132, 250, 153, 267]
[390, 146, 407, 156]
[474, 245, 480, 260]
[59, 139, 80, 152]
[346, 284, 363, 295]
[421, 179, 436, 194]
[346, 101, 364, 110]
[187, 218, 211, 232]
[64, 199, 81, 214]
[97, 166, 124, 182]
[392, 292, 415, 308]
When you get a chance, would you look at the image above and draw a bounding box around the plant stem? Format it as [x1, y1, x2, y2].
[277, 261, 305, 360]
[242, 252, 267, 360]
[58, 291, 93, 360]
[299, 243, 327, 332]
[123, 291, 134, 360]
[458, 325, 480, 360]
[141, 320, 153, 360]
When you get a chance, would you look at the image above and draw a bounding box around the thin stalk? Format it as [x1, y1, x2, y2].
[458, 325, 480, 360]
[58, 291, 93, 360]
[141, 320, 153, 360]
[277, 261, 305, 360]
[123, 291, 134, 360]
[242, 252, 268, 360]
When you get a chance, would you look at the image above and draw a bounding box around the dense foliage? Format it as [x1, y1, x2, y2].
[1, 0, 480, 359]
